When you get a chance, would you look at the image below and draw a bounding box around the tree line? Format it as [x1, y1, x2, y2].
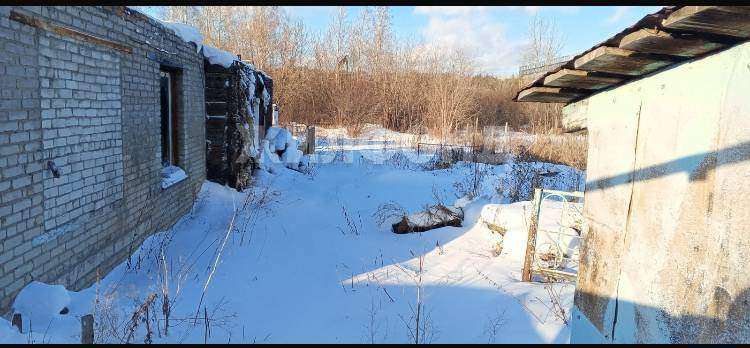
[153, 6, 567, 138]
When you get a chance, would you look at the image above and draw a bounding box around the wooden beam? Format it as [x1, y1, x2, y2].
[662, 6, 750, 38]
[517, 86, 585, 103]
[543, 69, 624, 90]
[619, 28, 727, 57]
[522, 188, 542, 282]
[562, 98, 588, 133]
[9, 10, 132, 54]
[574, 46, 675, 76]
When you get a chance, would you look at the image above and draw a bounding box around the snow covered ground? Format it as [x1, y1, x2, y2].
[1, 126, 585, 344]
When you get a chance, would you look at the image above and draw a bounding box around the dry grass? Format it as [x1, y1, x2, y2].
[522, 135, 587, 170]
[469, 130, 587, 170]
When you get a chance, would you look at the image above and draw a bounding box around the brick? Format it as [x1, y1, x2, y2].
[0, 5, 207, 312]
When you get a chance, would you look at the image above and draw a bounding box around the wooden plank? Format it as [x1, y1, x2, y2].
[81, 314, 94, 344]
[533, 268, 577, 282]
[574, 46, 675, 76]
[206, 101, 228, 116]
[522, 188, 542, 282]
[9, 10, 132, 54]
[619, 28, 727, 57]
[662, 6, 750, 38]
[517, 86, 585, 103]
[543, 69, 624, 90]
[562, 98, 588, 133]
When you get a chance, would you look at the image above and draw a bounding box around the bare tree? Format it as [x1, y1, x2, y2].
[521, 14, 565, 68]
[151, 6, 575, 139]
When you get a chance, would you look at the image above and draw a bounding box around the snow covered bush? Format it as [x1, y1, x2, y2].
[259, 126, 305, 173]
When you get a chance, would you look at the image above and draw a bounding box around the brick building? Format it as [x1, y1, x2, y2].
[0, 6, 207, 311]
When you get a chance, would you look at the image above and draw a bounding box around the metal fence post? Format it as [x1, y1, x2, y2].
[522, 188, 543, 282]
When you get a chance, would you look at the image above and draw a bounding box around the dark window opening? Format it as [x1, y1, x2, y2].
[160, 69, 179, 167]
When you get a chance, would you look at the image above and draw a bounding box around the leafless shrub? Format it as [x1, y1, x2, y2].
[362, 295, 388, 344]
[452, 161, 492, 200]
[123, 293, 157, 344]
[339, 203, 364, 236]
[394, 252, 438, 344]
[536, 284, 571, 326]
[333, 134, 346, 163]
[237, 184, 280, 246]
[373, 201, 408, 228]
[473, 267, 544, 325]
[483, 309, 508, 344]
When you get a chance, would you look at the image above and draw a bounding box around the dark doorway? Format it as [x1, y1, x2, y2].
[160, 70, 178, 167]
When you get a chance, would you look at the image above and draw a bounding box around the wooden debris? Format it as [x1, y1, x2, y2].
[516, 87, 586, 103]
[543, 69, 624, 90]
[619, 28, 727, 57]
[304, 126, 316, 155]
[662, 6, 750, 38]
[81, 314, 94, 344]
[574, 46, 676, 76]
[392, 205, 464, 234]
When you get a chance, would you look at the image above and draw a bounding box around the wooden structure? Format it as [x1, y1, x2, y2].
[304, 126, 316, 155]
[514, 6, 750, 133]
[514, 6, 750, 343]
[204, 60, 273, 190]
[522, 188, 584, 283]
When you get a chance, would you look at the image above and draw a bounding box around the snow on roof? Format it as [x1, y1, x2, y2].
[160, 21, 204, 53]
[123, 9, 270, 74]
[203, 44, 239, 68]
[156, 20, 239, 68]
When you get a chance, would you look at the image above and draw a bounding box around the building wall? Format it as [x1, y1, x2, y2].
[0, 6, 206, 312]
[567, 41, 750, 343]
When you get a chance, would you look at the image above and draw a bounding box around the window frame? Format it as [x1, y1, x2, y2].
[159, 68, 180, 168]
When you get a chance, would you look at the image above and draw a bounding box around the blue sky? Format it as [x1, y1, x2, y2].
[142, 6, 663, 77]
[283, 6, 662, 76]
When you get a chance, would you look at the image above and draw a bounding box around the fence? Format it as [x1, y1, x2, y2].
[281, 121, 316, 155]
[522, 188, 585, 282]
[518, 55, 573, 77]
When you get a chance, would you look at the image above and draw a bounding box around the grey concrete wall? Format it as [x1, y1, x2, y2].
[567, 41, 750, 343]
[0, 6, 206, 312]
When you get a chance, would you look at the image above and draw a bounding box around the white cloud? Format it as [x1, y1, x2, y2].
[521, 6, 540, 15]
[413, 6, 488, 16]
[413, 6, 528, 76]
[605, 6, 631, 24]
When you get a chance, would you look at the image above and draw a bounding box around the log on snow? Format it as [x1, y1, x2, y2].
[392, 205, 464, 234]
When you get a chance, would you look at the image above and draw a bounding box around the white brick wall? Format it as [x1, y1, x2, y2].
[0, 6, 207, 312]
